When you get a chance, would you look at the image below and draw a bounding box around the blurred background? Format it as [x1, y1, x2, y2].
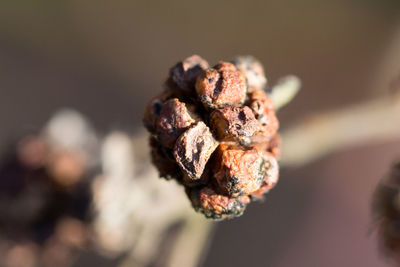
[1, 0, 400, 266]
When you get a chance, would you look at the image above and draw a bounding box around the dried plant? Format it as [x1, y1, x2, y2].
[143, 55, 297, 219]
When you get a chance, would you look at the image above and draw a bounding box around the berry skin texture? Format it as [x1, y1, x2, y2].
[210, 106, 260, 144]
[156, 98, 198, 148]
[170, 55, 209, 95]
[143, 55, 281, 220]
[143, 92, 170, 134]
[174, 121, 219, 180]
[214, 146, 278, 197]
[195, 62, 247, 109]
[189, 187, 250, 220]
[250, 152, 279, 199]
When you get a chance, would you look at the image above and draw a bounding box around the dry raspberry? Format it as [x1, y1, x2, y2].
[143, 55, 284, 220]
[195, 62, 247, 109]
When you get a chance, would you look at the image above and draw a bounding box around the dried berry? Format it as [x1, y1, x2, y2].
[250, 152, 279, 199]
[195, 62, 247, 109]
[156, 98, 198, 148]
[143, 92, 172, 133]
[174, 122, 218, 180]
[143, 55, 283, 219]
[169, 55, 209, 95]
[210, 106, 259, 144]
[214, 146, 277, 197]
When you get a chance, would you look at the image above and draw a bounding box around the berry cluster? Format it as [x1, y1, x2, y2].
[143, 55, 280, 219]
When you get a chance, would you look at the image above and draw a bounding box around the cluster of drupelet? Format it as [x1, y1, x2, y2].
[143, 55, 281, 219]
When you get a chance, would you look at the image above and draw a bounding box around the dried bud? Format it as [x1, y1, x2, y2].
[170, 55, 209, 94]
[174, 122, 218, 180]
[210, 106, 259, 144]
[214, 146, 277, 197]
[195, 62, 247, 109]
[156, 98, 198, 148]
[143, 55, 285, 220]
[231, 56, 267, 91]
[188, 187, 250, 220]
